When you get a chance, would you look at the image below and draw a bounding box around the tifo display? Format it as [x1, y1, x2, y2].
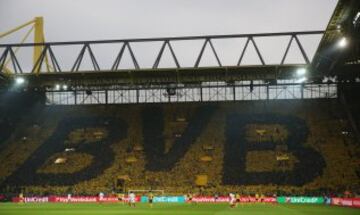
[0, 101, 359, 196]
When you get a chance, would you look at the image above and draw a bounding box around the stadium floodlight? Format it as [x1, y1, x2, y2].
[55, 84, 60, 90]
[15, 77, 25, 85]
[296, 68, 306, 76]
[62, 84, 68, 90]
[338, 37, 347, 48]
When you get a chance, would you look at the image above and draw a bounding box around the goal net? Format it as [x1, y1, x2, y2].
[128, 189, 165, 196]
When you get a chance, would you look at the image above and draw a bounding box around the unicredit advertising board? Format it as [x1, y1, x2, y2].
[191, 196, 229, 203]
[277, 196, 324, 204]
[12, 195, 278, 203]
[190, 196, 276, 203]
[12, 196, 141, 203]
[141, 196, 185, 203]
[12, 197, 49, 203]
[331, 198, 360, 208]
[238, 197, 277, 203]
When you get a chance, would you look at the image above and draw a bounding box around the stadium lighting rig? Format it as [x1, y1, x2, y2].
[15, 77, 25, 85]
[295, 68, 307, 83]
[337, 37, 347, 48]
[296, 68, 307, 76]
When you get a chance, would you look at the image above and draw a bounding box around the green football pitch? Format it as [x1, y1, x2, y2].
[0, 203, 359, 215]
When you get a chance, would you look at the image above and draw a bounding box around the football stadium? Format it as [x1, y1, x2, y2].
[0, 0, 359, 214]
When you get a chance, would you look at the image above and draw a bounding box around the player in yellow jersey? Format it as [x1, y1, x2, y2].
[235, 193, 240, 207]
[19, 192, 24, 203]
[255, 193, 259, 203]
[148, 191, 154, 208]
[260, 193, 265, 204]
[187, 192, 193, 204]
[117, 192, 125, 204]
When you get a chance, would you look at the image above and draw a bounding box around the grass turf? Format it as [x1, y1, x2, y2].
[0, 203, 359, 215]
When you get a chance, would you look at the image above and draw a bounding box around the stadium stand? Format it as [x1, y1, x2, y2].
[0, 100, 359, 197]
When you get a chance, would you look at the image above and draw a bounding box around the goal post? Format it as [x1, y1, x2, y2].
[128, 189, 165, 196]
